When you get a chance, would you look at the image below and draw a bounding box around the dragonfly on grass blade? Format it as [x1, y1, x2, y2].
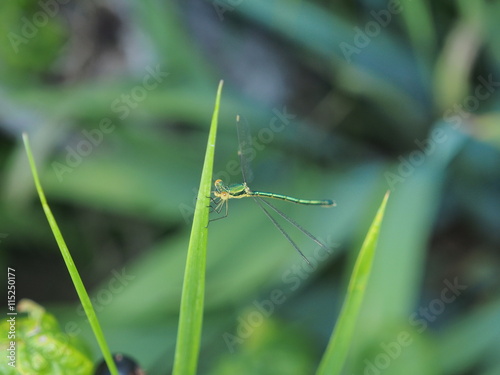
[211, 116, 335, 265]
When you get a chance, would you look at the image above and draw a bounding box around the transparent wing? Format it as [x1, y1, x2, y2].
[252, 196, 311, 265]
[236, 115, 255, 184]
[259, 197, 331, 251]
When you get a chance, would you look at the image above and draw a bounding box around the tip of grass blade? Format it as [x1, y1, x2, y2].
[172, 81, 223, 375]
[384, 189, 391, 201]
[316, 191, 390, 375]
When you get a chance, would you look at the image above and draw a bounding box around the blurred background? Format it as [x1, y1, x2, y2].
[1, 0, 500, 374]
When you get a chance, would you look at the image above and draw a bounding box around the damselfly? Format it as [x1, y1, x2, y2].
[211, 116, 335, 264]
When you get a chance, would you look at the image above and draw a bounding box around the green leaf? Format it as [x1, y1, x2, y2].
[0, 299, 93, 375]
[316, 191, 390, 375]
[22, 135, 119, 375]
[172, 80, 224, 375]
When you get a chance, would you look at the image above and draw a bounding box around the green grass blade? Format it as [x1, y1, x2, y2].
[316, 191, 391, 375]
[22, 133, 119, 375]
[172, 80, 224, 375]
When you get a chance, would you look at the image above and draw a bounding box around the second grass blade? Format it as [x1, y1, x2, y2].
[316, 191, 390, 375]
[23, 133, 119, 375]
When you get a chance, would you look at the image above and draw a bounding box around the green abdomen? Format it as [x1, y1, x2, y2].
[250, 191, 334, 206]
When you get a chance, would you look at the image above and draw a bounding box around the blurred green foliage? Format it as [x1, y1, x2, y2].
[0, 299, 93, 374]
[0, 0, 66, 84]
[1, 0, 500, 374]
